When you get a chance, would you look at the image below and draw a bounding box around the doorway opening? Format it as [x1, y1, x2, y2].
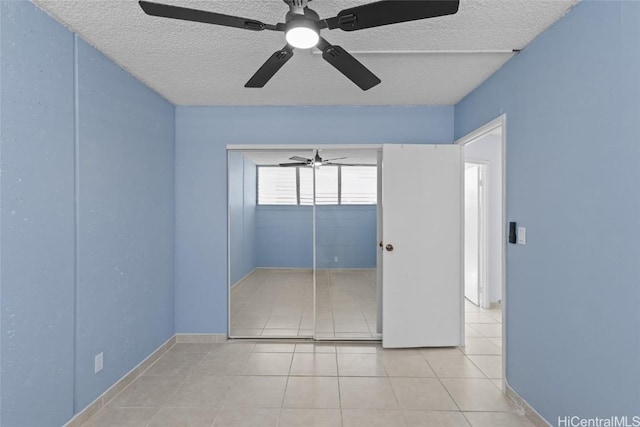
[464, 162, 488, 307]
[456, 115, 507, 387]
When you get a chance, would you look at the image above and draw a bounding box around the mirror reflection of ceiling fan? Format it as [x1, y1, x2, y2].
[279, 150, 374, 167]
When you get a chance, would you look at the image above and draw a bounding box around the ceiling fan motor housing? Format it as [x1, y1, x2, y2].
[286, 0, 311, 16]
[285, 7, 319, 23]
[286, 0, 310, 8]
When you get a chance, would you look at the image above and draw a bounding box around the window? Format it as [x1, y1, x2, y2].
[314, 166, 339, 205]
[257, 165, 377, 205]
[257, 167, 297, 205]
[341, 166, 377, 204]
[299, 167, 313, 206]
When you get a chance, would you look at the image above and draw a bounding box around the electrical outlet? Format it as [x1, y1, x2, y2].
[95, 352, 103, 373]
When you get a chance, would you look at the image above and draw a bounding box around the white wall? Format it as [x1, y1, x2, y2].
[464, 130, 503, 303]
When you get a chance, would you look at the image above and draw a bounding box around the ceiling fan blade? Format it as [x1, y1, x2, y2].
[322, 0, 460, 32]
[139, 1, 282, 31]
[245, 46, 294, 88]
[289, 156, 311, 162]
[279, 162, 309, 167]
[317, 38, 381, 91]
[323, 157, 348, 162]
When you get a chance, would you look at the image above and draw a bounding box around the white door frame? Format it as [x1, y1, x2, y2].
[464, 160, 490, 309]
[454, 114, 508, 388]
[376, 150, 383, 336]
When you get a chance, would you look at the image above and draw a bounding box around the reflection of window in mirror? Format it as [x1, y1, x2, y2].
[257, 165, 377, 206]
[341, 167, 377, 204]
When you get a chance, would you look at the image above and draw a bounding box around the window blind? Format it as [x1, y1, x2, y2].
[314, 166, 339, 205]
[257, 167, 297, 205]
[257, 165, 376, 205]
[341, 166, 377, 204]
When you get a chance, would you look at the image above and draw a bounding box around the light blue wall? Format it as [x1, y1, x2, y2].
[255, 205, 376, 269]
[1, 3, 75, 425]
[175, 106, 453, 333]
[229, 153, 257, 285]
[255, 206, 313, 268]
[0, 2, 175, 425]
[316, 206, 376, 269]
[74, 38, 175, 411]
[455, 1, 640, 421]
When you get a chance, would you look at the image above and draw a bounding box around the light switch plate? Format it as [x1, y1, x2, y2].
[517, 227, 527, 245]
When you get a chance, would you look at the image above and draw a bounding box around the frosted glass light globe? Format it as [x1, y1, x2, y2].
[286, 26, 319, 49]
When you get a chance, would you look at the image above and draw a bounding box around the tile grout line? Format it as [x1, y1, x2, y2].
[421, 348, 471, 413]
[142, 351, 201, 427]
[280, 346, 297, 413]
[93, 283, 504, 424]
[89, 339, 516, 426]
[335, 348, 345, 426]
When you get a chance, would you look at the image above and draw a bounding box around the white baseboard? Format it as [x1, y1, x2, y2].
[230, 267, 258, 289]
[63, 335, 176, 427]
[175, 333, 228, 343]
[505, 382, 552, 427]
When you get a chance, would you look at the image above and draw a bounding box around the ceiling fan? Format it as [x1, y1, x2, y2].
[138, 0, 460, 91]
[279, 151, 374, 167]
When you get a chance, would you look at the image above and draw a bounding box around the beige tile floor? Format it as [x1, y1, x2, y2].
[230, 269, 378, 339]
[81, 298, 534, 426]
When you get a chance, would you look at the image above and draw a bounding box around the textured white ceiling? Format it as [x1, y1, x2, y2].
[32, 0, 579, 106]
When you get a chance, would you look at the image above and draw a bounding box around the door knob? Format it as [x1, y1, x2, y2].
[385, 244, 394, 252]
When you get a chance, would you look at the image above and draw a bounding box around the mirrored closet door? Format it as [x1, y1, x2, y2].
[228, 150, 315, 338]
[228, 148, 380, 340]
[313, 149, 380, 339]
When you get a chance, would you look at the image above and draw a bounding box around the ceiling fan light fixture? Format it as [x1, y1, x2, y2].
[139, 0, 462, 90]
[285, 22, 319, 49]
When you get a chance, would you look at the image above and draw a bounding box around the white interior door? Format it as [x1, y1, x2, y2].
[464, 164, 481, 306]
[382, 144, 463, 348]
